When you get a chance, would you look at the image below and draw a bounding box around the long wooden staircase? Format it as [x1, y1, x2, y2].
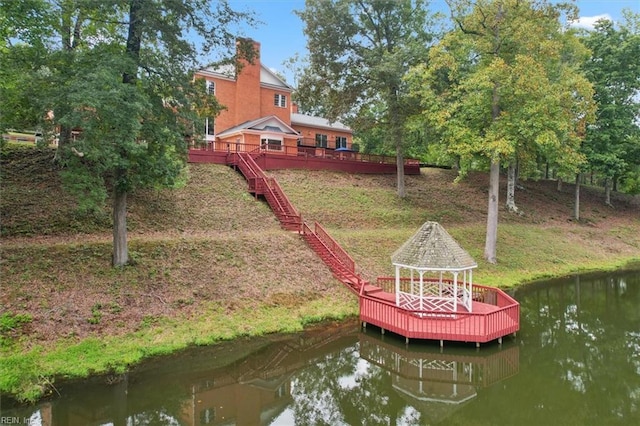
[228, 151, 367, 294]
[225, 151, 520, 346]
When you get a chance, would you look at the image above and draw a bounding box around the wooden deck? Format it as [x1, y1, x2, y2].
[188, 142, 421, 175]
[360, 282, 519, 345]
[212, 150, 519, 346]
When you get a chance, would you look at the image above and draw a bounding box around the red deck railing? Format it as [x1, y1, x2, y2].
[359, 283, 519, 343]
[300, 222, 366, 294]
[233, 152, 302, 231]
[313, 222, 356, 274]
[191, 141, 420, 167]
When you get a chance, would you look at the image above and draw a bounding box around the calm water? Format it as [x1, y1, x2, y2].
[2, 269, 639, 425]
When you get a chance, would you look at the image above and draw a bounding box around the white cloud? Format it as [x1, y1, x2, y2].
[569, 14, 613, 30]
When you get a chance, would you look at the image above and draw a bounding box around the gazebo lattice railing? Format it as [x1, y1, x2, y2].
[391, 273, 473, 314]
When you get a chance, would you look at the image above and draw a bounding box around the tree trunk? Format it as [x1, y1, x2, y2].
[396, 149, 406, 198]
[506, 160, 520, 214]
[388, 85, 405, 198]
[112, 183, 128, 266]
[484, 79, 501, 264]
[604, 177, 612, 206]
[484, 159, 500, 264]
[574, 173, 580, 221]
[111, 0, 143, 267]
[56, 125, 73, 156]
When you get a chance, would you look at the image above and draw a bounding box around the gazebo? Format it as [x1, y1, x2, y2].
[391, 222, 477, 313]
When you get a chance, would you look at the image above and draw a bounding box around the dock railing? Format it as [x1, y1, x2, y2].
[360, 283, 520, 343]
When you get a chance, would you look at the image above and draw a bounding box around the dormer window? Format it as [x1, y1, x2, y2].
[274, 94, 287, 108]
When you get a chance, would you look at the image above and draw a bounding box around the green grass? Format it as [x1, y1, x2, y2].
[0, 292, 357, 402]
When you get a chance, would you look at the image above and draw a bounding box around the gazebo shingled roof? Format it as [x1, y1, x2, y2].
[391, 221, 477, 270]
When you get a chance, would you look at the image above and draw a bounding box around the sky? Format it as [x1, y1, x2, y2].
[226, 0, 640, 83]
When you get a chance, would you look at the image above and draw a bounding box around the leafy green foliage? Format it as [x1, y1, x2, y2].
[406, 0, 596, 262]
[1, 0, 256, 265]
[580, 13, 640, 192]
[295, 0, 442, 195]
[408, 0, 594, 176]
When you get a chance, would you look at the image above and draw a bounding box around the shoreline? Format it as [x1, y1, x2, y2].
[2, 258, 639, 405]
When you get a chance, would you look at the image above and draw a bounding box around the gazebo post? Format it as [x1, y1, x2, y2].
[395, 265, 400, 306]
[410, 269, 414, 294]
[469, 269, 473, 311]
[453, 271, 458, 312]
[419, 271, 424, 311]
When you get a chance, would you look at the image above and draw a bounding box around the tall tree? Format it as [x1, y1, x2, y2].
[580, 12, 640, 205]
[407, 0, 594, 263]
[2, 0, 254, 266]
[295, 0, 440, 197]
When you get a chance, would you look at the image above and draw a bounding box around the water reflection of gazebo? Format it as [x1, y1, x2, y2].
[391, 221, 477, 313]
[358, 332, 520, 424]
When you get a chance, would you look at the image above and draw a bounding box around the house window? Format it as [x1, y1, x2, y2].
[336, 136, 347, 149]
[274, 93, 287, 108]
[205, 117, 214, 136]
[315, 134, 328, 148]
[206, 80, 215, 95]
[261, 138, 283, 151]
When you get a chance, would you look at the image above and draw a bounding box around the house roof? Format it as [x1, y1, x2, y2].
[260, 66, 293, 91]
[391, 222, 477, 271]
[217, 115, 299, 138]
[291, 113, 352, 133]
[197, 64, 293, 92]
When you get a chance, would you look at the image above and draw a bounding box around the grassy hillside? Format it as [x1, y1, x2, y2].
[270, 167, 640, 284]
[1, 144, 639, 401]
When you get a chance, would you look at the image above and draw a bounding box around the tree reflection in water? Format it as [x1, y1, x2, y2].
[3, 269, 639, 425]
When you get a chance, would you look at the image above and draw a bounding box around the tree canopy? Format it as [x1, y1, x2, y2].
[580, 12, 640, 201]
[295, 0, 441, 197]
[0, 0, 255, 266]
[406, 0, 595, 263]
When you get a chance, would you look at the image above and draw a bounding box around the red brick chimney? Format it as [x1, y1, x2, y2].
[235, 38, 261, 124]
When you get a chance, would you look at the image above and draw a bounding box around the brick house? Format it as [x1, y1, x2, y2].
[194, 39, 353, 154]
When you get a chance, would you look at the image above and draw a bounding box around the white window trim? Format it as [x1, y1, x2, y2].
[274, 93, 287, 108]
[205, 117, 215, 140]
[315, 133, 328, 148]
[206, 80, 215, 95]
[260, 135, 283, 151]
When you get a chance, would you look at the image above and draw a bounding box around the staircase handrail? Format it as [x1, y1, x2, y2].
[240, 152, 302, 230]
[313, 222, 356, 273]
[266, 177, 300, 218]
[237, 152, 266, 180]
